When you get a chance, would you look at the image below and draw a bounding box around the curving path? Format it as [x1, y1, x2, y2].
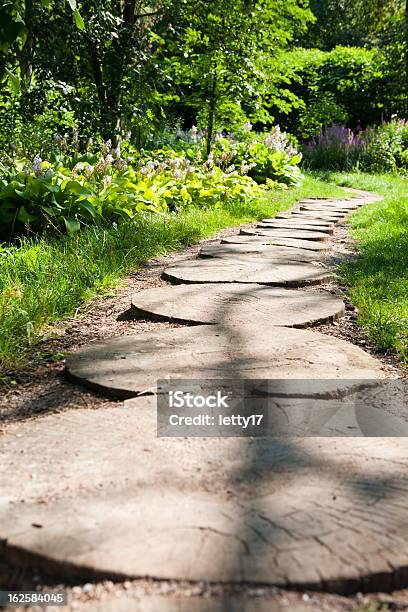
[3, 188, 408, 599]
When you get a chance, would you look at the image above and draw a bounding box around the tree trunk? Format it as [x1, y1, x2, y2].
[87, 39, 110, 138]
[136, 124, 142, 149]
[105, 0, 140, 143]
[19, 0, 34, 94]
[123, 0, 137, 24]
[107, 91, 122, 147]
[206, 70, 217, 156]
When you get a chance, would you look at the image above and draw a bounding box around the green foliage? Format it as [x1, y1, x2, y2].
[276, 46, 389, 139]
[302, 0, 407, 120]
[0, 0, 84, 84]
[0, 127, 304, 238]
[297, 93, 348, 140]
[166, 0, 313, 150]
[0, 0, 314, 152]
[246, 146, 303, 186]
[305, 0, 404, 50]
[0, 0, 406, 157]
[200, 126, 303, 186]
[304, 120, 408, 173]
[0, 158, 97, 237]
[1, 0, 407, 375]
[362, 120, 408, 172]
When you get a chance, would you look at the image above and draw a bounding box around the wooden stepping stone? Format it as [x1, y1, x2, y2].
[65, 325, 382, 398]
[290, 211, 345, 221]
[6, 387, 408, 594]
[299, 202, 360, 212]
[295, 207, 346, 214]
[199, 243, 321, 261]
[256, 222, 333, 234]
[299, 204, 356, 213]
[300, 197, 354, 201]
[276, 213, 342, 224]
[343, 187, 382, 200]
[304, 197, 358, 202]
[45, 594, 321, 611]
[262, 217, 333, 228]
[221, 235, 329, 251]
[162, 258, 332, 286]
[241, 228, 329, 241]
[130, 284, 344, 327]
[300, 199, 362, 208]
[301, 200, 353, 207]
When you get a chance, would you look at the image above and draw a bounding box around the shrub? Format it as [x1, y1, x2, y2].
[276, 46, 389, 139]
[304, 125, 365, 170]
[0, 152, 268, 239]
[304, 119, 408, 173]
[365, 120, 408, 172]
[205, 126, 304, 186]
[0, 126, 304, 239]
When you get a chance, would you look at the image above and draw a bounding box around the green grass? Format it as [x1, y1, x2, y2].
[0, 175, 347, 372]
[315, 171, 408, 362]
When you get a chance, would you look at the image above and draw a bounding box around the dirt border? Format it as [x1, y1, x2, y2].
[3, 552, 408, 612]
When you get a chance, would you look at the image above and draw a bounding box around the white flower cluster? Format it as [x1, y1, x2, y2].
[263, 126, 298, 157]
[138, 154, 197, 180]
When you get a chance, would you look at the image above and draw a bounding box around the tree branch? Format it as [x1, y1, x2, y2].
[134, 11, 162, 18]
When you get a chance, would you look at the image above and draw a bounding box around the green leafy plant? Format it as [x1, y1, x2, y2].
[1, 126, 304, 238]
[276, 46, 390, 139]
[208, 127, 304, 186]
[0, 156, 97, 238]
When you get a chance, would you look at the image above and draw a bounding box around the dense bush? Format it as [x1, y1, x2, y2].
[0, 126, 303, 239]
[304, 120, 408, 172]
[198, 126, 303, 186]
[144, 124, 303, 185]
[275, 46, 392, 139]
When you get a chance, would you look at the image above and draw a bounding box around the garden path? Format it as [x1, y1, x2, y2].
[3, 189, 408, 604]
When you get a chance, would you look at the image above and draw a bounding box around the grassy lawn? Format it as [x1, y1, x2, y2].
[0, 175, 346, 373]
[317, 171, 408, 363]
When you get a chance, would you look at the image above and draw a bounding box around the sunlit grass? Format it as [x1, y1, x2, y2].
[315, 171, 408, 362]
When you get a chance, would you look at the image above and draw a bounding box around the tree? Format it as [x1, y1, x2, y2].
[305, 0, 404, 50]
[166, 0, 313, 153]
[303, 0, 407, 119]
[0, 0, 83, 90]
[0, 0, 175, 147]
[76, 0, 170, 143]
[271, 47, 392, 138]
